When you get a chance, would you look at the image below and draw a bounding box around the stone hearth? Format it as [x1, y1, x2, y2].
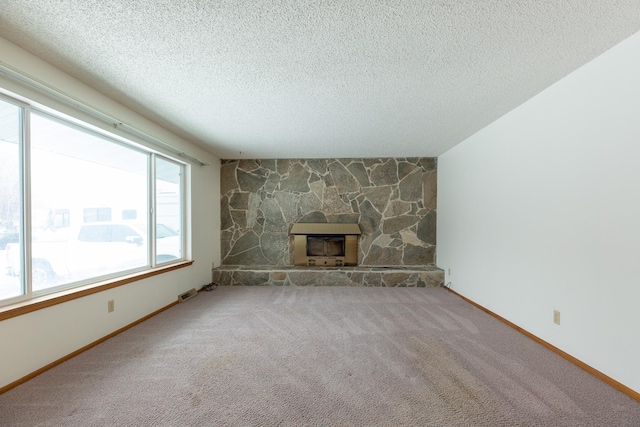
[213, 265, 444, 287]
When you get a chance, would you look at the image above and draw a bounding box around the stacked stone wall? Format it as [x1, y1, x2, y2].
[220, 158, 437, 266]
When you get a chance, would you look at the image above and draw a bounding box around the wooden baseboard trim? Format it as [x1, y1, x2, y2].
[0, 300, 179, 395]
[444, 287, 640, 403]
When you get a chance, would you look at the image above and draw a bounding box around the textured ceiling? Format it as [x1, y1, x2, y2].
[1, 1, 640, 160]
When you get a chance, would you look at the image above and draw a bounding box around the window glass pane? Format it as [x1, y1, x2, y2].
[121, 209, 137, 220]
[83, 207, 112, 222]
[155, 157, 182, 263]
[0, 99, 22, 300]
[30, 113, 148, 291]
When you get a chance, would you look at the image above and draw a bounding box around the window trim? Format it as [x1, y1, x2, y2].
[0, 260, 193, 322]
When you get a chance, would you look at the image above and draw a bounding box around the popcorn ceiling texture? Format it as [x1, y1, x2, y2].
[220, 158, 437, 267]
[1, 2, 640, 159]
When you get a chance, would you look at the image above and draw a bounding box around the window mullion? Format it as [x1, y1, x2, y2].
[21, 105, 33, 297]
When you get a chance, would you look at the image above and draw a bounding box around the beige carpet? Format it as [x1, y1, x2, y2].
[1, 286, 639, 426]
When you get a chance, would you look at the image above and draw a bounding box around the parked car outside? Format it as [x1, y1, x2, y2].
[5, 222, 181, 290]
[0, 232, 19, 251]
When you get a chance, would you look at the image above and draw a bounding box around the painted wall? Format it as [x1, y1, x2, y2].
[220, 158, 437, 266]
[437, 31, 640, 393]
[0, 37, 221, 389]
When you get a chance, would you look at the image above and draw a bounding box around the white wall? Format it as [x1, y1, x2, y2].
[437, 30, 640, 393]
[0, 37, 221, 389]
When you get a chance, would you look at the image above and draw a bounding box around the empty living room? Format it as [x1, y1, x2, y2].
[1, 1, 640, 426]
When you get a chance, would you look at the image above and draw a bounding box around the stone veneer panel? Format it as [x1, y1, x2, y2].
[220, 158, 437, 267]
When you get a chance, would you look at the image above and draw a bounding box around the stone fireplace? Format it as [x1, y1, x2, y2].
[220, 157, 437, 267]
[290, 223, 361, 266]
[214, 157, 443, 287]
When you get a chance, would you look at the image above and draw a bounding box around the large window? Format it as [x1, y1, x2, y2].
[0, 94, 186, 305]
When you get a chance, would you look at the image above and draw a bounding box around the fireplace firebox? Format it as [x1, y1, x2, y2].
[307, 235, 345, 257]
[290, 223, 361, 267]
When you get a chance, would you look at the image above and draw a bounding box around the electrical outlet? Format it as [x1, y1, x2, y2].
[448, 268, 451, 276]
[553, 310, 560, 325]
[108, 299, 115, 313]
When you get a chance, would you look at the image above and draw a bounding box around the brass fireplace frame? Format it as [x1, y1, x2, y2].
[290, 223, 361, 267]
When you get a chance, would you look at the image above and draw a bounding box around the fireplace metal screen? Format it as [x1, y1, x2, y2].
[290, 223, 361, 267]
[307, 235, 345, 257]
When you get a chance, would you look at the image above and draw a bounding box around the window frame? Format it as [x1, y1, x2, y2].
[0, 91, 189, 308]
[153, 155, 186, 266]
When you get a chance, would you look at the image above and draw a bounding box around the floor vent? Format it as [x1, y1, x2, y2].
[178, 288, 198, 303]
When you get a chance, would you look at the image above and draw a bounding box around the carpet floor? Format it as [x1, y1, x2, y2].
[1, 286, 639, 426]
